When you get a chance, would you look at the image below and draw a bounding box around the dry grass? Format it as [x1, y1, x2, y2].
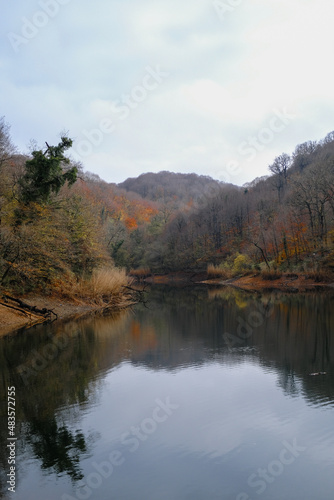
[89, 267, 129, 299]
[63, 267, 133, 308]
[207, 264, 232, 280]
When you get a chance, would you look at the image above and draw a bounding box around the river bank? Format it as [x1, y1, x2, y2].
[203, 273, 334, 292]
[2, 272, 333, 336]
[0, 267, 139, 336]
[0, 296, 103, 337]
[144, 271, 334, 291]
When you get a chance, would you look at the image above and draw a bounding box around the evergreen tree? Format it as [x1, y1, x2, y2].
[19, 137, 77, 204]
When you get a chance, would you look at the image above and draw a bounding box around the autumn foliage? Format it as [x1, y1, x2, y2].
[0, 121, 156, 295]
[1, 117, 334, 295]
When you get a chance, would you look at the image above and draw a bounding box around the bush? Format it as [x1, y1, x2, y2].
[305, 270, 333, 283]
[324, 250, 334, 269]
[261, 269, 282, 281]
[207, 264, 232, 279]
[232, 254, 252, 274]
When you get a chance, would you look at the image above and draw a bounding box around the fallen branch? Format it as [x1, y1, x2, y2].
[2, 295, 58, 320]
[0, 301, 31, 317]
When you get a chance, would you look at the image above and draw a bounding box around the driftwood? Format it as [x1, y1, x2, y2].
[122, 285, 149, 307]
[0, 301, 31, 317]
[2, 295, 58, 321]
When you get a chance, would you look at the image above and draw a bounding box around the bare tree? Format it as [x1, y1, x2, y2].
[269, 153, 291, 201]
[0, 117, 17, 170]
[290, 163, 333, 249]
[292, 140, 318, 172]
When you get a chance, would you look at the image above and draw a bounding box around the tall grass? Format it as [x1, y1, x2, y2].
[64, 267, 133, 308]
[90, 267, 129, 300]
[207, 264, 232, 279]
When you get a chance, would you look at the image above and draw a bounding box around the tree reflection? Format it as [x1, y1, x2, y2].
[27, 417, 86, 481]
[0, 310, 128, 494]
[277, 370, 301, 397]
[0, 288, 334, 497]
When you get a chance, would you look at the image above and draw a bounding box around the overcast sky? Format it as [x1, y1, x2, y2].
[1, 0, 334, 185]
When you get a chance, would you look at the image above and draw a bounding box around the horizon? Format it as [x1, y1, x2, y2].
[7, 123, 332, 189]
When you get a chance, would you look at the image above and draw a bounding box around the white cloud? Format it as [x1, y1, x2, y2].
[1, 0, 334, 184]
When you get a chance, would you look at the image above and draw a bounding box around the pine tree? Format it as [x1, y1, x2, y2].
[19, 136, 77, 204]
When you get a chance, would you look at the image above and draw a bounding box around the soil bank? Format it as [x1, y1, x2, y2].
[0, 296, 101, 337]
[145, 272, 334, 291]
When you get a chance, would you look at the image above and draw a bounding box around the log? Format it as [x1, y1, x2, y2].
[0, 302, 31, 317]
[2, 295, 58, 320]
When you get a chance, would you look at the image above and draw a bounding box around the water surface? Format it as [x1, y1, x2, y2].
[0, 286, 333, 499]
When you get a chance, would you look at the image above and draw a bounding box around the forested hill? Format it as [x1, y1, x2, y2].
[1, 115, 334, 295]
[118, 171, 224, 204]
[118, 130, 334, 274]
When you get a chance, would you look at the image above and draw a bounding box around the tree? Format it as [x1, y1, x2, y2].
[292, 140, 318, 172]
[19, 136, 77, 204]
[269, 153, 291, 181]
[0, 117, 17, 170]
[269, 153, 291, 201]
[322, 131, 334, 145]
[290, 164, 332, 247]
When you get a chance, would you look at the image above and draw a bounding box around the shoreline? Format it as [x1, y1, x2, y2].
[0, 296, 121, 338]
[2, 273, 333, 336]
[200, 274, 334, 292]
[144, 272, 334, 291]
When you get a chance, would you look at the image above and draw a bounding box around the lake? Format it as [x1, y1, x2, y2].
[0, 285, 334, 500]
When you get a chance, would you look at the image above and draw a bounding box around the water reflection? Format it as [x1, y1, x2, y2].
[128, 287, 334, 406]
[0, 312, 129, 494]
[27, 418, 86, 481]
[0, 286, 333, 499]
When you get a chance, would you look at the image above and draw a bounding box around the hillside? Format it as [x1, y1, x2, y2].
[118, 171, 224, 204]
[119, 131, 334, 275]
[1, 116, 334, 292]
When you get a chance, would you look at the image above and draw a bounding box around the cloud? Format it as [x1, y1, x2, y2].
[1, 0, 334, 184]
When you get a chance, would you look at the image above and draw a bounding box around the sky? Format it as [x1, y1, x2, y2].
[1, 0, 334, 185]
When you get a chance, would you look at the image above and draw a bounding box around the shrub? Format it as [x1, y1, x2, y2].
[207, 264, 232, 279]
[324, 250, 334, 270]
[261, 269, 282, 281]
[232, 254, 252, 274]
[305, 270, 333, 283]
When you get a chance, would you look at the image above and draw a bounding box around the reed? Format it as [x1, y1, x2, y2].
[64, 267, 132, 307]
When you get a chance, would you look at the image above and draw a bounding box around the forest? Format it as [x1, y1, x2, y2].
[1, 115, 334, 297]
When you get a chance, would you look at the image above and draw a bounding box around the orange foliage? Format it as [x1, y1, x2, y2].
[124, 217, 138, 230]
[70, 178, 158, 230]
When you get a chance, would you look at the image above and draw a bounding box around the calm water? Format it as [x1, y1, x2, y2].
[0, 286, 334, 500]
